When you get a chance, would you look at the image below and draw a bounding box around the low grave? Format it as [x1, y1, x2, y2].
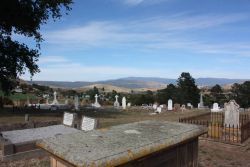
[37, 121, 206, 167]
[0, 112, 79, 161]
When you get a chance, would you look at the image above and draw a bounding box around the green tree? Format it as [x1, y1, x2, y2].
[231, 81, 250, 108]
[157, 84, 178, 104]
[177, 72, 200, 106]
[0, 0, 73, 94]
[210, 84, 226, 105]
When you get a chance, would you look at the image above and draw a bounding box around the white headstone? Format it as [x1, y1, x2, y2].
[153, 104, 158, 110]
[74, 95, 79, 110]
[114, 95, 120, 108]
[63, 112, 74, 126]
[187, 103, 193, 109]
[81, 116, 97, 131]
[127, 103, 131, 107]
[122, 97, 126, 109]
[211, 103, 222, 112]
[159, 105, 164, 108]
[224, 100, 240, 127]
[168, 99, 173, 111]
[156, 107, 162, 113]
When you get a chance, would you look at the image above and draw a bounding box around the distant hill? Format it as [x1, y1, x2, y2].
[27, 77, 249, 90]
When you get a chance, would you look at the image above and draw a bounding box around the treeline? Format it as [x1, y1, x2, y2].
[128, 73, 250, 108]
[128, 72, 200, 106]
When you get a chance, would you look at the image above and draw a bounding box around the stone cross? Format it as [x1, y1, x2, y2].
[95, 94, 98, 104]
[114, 95, 120, 108]
[115, 95, 119, 102]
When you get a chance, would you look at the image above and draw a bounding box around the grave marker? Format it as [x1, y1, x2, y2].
[81, 116, 98, 131]
[63, 112, 74, 127]
[224, 100, 240, 127]
[168, 99, 173, 111]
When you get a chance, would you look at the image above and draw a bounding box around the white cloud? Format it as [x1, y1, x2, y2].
[38, 56, 69, 64]
[43, 13, 250, 57]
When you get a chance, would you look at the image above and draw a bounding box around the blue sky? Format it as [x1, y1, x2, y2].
[21, 0, 250, 81]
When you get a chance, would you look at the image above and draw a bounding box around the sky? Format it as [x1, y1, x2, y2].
[21, 0, 250, 81]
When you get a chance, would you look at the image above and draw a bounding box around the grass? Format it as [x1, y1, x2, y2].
[0, 107, 210, 127]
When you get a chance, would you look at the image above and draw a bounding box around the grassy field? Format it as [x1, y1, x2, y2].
[0, 107, 208, 127]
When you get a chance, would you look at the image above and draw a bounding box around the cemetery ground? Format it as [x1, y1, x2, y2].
[0, 108, 250, 167]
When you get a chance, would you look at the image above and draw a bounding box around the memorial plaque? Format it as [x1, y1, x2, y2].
[81, 116, 97, 131]
[63, 112, 74, 126]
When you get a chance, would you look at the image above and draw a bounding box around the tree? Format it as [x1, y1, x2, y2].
[210, 84, 226, 105]
[0, 0, 73, 94]
[157, 84, 178, 104]
[231, 81, 250, 108]
[177, 72, 200, 106]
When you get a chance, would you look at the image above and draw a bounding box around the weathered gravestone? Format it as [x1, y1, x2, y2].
[224, 100, 240, 127]
[81, 116, 98, 131]
[174, 104, 181, 111]
[168, 99, 173, 111]
[63, 112, 74, 127]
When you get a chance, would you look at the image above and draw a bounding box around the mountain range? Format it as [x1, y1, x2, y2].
[27, 77, 249, 91]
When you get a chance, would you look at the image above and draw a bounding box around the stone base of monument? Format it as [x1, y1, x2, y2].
[37, 121, 207, 167]
[0, 125, 79, 161]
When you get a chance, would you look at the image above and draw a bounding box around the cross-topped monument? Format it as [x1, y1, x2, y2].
[51, 91, 59, 105]
[93, 94, 101, 108]
[114, 95, 120, 108]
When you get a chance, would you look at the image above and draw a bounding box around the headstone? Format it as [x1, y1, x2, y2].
[81, 116, 98, 131]
[159, 105, 164, 108]
[211, 103, 222, 112]
[74, 95, 79, 110]
[65, 99, 68, 105]
[181, 104, 186, 112]
[156, 107, 162, 113]
[114, 95, 120, 108]
[24, 114, 29, 122]
[168, 99, 173, 111]
[224, 100, 240, 127]
[63, 112, 74, 126]
[127, 103, 131, 107]
[174, 103, 181, 111]
[187, 103, 193, 109]
[153, 104, 158, 110]
[198, 93, 204, 109]
[51, 91, 59, 105]
[122, 97, 126, 110]
[93, 94, 101, 108]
